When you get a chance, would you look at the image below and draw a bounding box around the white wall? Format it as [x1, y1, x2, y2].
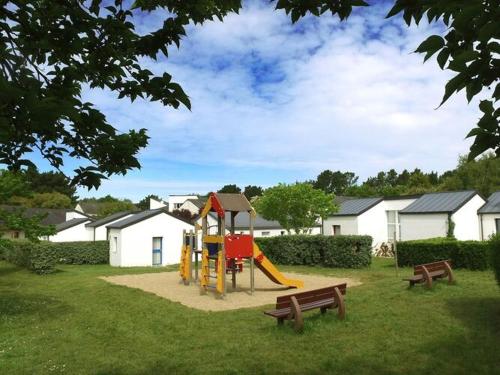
[481, 214, 500, 239]
[322, 216, 358, 236]
[66, 211, 88, 220]
[400, 213, 448, 241]
[109, 228, 122, 266]
[149, 198, 167, 210]
[357, 202, 387, 247]
[452, 194, 484, 241]
[110, 213, 194, 267]
[323, 198, 416, 247]
[384, 199, 417, 212]
[178, 200, 201, 215]
[91, 214, 135, 241]
[49, 221, 93, 242]
[167, 195, 198, 212]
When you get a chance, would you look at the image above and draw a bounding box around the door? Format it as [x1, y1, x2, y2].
[152, 237, 162, 266]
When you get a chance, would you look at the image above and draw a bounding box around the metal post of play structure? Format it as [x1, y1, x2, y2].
[250, 210, 254, 295]
[393, 230, 399, 277]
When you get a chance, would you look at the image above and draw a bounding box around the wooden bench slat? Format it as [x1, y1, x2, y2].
[404, 260, 454, 288]
[264, 284, 346, 331]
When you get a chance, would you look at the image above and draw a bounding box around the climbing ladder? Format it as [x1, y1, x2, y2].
[200, 246, 225, 294]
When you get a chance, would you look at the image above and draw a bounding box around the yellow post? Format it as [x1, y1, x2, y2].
[201, 247, 209, 291]
[216, 249, 224, 295]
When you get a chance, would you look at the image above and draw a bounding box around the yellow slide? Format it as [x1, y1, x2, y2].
[253, 242, 304, 288]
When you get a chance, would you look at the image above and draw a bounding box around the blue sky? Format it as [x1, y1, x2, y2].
[32, 1, 484, 201]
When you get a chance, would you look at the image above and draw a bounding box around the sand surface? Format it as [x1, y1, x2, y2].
[101, 267, 361, 311]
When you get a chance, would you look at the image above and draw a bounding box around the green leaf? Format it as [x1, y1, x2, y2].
[440, 73, 467, 106]
[415, 35, 445, 62]
[479, 100, 494, 114]
[466, 80, 482, 103]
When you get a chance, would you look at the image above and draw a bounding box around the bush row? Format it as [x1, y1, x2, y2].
[51, 241, 109, 265]
[491, 234, 500, 286]
[0, 240, 109, 274]
[255, 235, 372, 268]
[396, 238, 491, 270]
[1, 240, 57, 274]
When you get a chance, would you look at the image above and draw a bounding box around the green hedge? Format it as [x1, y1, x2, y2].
[255, 235, 372, 268]
[52, 241, 109, 264]
[2, 240, 57, 274]
[397, 238, 490, 270]
[491, 234, 500, 286]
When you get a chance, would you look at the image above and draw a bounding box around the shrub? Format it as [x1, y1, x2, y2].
[52, 241, 109, 264]
[255, 234, 372, 268]
[397, 238, 490, 270]
[2, 240, 57, 274]
[491, 234, 500, 286]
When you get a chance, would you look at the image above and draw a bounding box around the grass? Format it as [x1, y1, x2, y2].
[0, 258, 499, 374]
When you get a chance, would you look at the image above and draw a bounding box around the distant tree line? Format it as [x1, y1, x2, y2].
[308, 153, 499, 198]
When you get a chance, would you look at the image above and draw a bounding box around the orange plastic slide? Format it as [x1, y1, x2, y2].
[252, 242, 304, 288]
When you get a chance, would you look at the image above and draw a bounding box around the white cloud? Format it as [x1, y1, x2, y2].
[81, 0, 482, 197]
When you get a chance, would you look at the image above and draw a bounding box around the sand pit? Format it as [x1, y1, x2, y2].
[101, 268, 361, 311]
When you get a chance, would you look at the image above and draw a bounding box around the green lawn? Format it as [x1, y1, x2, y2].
[0, 259, 499, 375]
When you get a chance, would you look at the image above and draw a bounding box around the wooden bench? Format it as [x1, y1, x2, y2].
[403, 260, 454, 288]
[264, 284, 346, 332]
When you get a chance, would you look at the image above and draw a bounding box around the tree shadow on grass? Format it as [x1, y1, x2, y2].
[0, 291, 71, 318]
[446, 296, 500, 336]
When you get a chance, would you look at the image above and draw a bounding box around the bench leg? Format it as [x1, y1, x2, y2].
[277, 317, 284, 325]
[444, 261, 454, 284]
[290, 296, 303, 332]
[320, 306, 328, 314]
[332, 287, 345, 320]
[422, 266, 433, 289]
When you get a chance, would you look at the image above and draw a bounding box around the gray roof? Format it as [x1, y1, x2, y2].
[107, 209, 194, 230]
[400, 190, 477, 214]
[478, 191, 500, 214]
[85, 211, 133, 228]
[209, 212, 320, 230]
[333, 197, 383, 216]
[56, 218, 91, 232]
[184, 198, 206, 209]
[0, 205, 89, 226]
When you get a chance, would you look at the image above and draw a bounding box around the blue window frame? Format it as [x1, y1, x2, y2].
[152, 237, 162, 266]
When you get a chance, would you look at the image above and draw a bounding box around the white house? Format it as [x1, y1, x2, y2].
[178, 198, 205, 215]
[199, 212, 321, 237]
[399, 190, 485, 241]
[478, 191, 500, 239]
[85, 211, 135, 241]
[107, 209, 194, 267]
[149, 197, 168, 210]
[48, 216, 94, 242]
[167, 195, 198, 212]
[323, 195, 419, 248]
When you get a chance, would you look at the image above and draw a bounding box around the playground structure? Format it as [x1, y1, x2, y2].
[179, 192, 303, 298]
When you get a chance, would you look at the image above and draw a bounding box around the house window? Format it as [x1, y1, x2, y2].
[11, 231, 20, 239]
[387, 210, 400, 242]
[112, 237, 118, 253]
[280, 231, 285, 236]
[496, 219, 500, 234]
[332, 225, 341, 236]
[152, 237, 163, 266]
[261, 231, 271, 237]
